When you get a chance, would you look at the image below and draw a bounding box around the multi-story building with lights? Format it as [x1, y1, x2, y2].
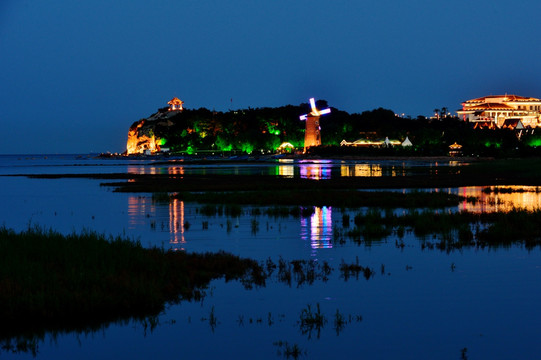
[457, 95, 541, 128]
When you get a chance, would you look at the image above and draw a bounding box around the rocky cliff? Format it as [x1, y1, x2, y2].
[126, 109, 177, 154]
[124, 103, 309, 155]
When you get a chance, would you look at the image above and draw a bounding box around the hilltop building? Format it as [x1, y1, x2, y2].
[168, 97, 184, 111]
[457, 95, 541, 128]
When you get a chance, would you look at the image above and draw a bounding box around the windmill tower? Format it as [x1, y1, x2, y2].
[299, 98, 331, 152]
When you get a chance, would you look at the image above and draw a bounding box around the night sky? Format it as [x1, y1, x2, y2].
[2, 0, 541, 154]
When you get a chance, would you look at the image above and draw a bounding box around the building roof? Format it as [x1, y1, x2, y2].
[466, 102, 515, 110]
[167, 97, 184, 106]
[464, 95, 541, 104]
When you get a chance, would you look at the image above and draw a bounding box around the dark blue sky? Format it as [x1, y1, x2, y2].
[2, 0, 541, 154]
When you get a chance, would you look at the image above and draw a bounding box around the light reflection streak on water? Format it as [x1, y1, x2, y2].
[413, 186, 541, 212]
[340, 164, 383, 177]
[128, 184, 541, 254]
[169, 198, 186, 251]
[457, 186, 541, 213]
[300, 206, 333, 250]
[299, 163, 332, 179]
[168, 166, 184, 176]
[128, 196, 155, 229]
[277, 162, 294, 178]
[127, 165, 170, 175]
[129, 196, 187, 249]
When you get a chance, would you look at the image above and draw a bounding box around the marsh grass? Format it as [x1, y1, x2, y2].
[273, 258, 332, 287]
[343, 208, 541, 250]
[274, 341, 305, 359]
[203, 306, 218, 332]
[251, 218, 259, 235]
[175, 189, 471, 209]
[333, 309, 346, 335]
[339, 257, 375, 280]
[482, 186, 541, 194]
[0, 226, 265, 341]
[298, 303, 326, 339]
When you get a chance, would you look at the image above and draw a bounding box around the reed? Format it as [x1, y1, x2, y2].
[298, 303, 326, 339]
[344, 208, 541, 249]
[274, 341, 305, 359]
[174, 189, 471, 209]
[339, 257, 374, 280]
[333, 309, 346, 335]
[0, 226, 265, 340]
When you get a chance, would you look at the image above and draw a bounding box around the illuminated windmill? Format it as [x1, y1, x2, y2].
[299, 98, 331, 152]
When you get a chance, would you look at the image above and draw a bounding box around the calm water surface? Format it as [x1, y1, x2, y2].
[1, 155, 540, 359]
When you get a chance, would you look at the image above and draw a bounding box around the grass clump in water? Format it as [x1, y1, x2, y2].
[174, 189, 471, 209]
[274, 340, 305, 359]
[0, 226, 265, 341]
[298, 303, 326, 339]
[339, 257, 375, 280]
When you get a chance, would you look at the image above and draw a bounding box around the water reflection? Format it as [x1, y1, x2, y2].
[121, 159, 465, 179]
[300, 163, 332, 179]
[300, 206, 333, 250]
[128, 196, 186, 250]
[169, 166, 184, 176]
[456, 186, 541, 212]
[127, 185, 541, 256]
[340, 163, 410, 177]
[169, 198, 186, 250]
[127, 165, 168, 175]
[128, 196, 155, 228]
[277, 159, 294, 178]
[340, 164, 382, 177]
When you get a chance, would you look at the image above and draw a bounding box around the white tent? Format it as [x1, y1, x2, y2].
[401, 136, 413, 147]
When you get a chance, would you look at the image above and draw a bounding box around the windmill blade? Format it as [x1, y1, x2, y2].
[309, 98, 317, 112]
[300, 98, 330, 120]
[319, 108, 331, 115]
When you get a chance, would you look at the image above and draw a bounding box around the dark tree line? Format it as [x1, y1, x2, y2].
[138, 101, 539, 157]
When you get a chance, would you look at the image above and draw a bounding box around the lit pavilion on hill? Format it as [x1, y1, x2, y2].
[457, 95, 541, 128]
[168, 97, 184, 111]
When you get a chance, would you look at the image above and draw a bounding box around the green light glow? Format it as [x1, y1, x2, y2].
[157, 138, 167, 146]
[266, 123, 281, 136]
[484, 141, 501, 148]
[240, 143, 254, 154]
[216, 136, 232, 151]
[527, 138, 541, 147]
[186, 146, 194, 155]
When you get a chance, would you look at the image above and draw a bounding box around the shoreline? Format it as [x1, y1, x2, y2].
[6, 156, 541, 191]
